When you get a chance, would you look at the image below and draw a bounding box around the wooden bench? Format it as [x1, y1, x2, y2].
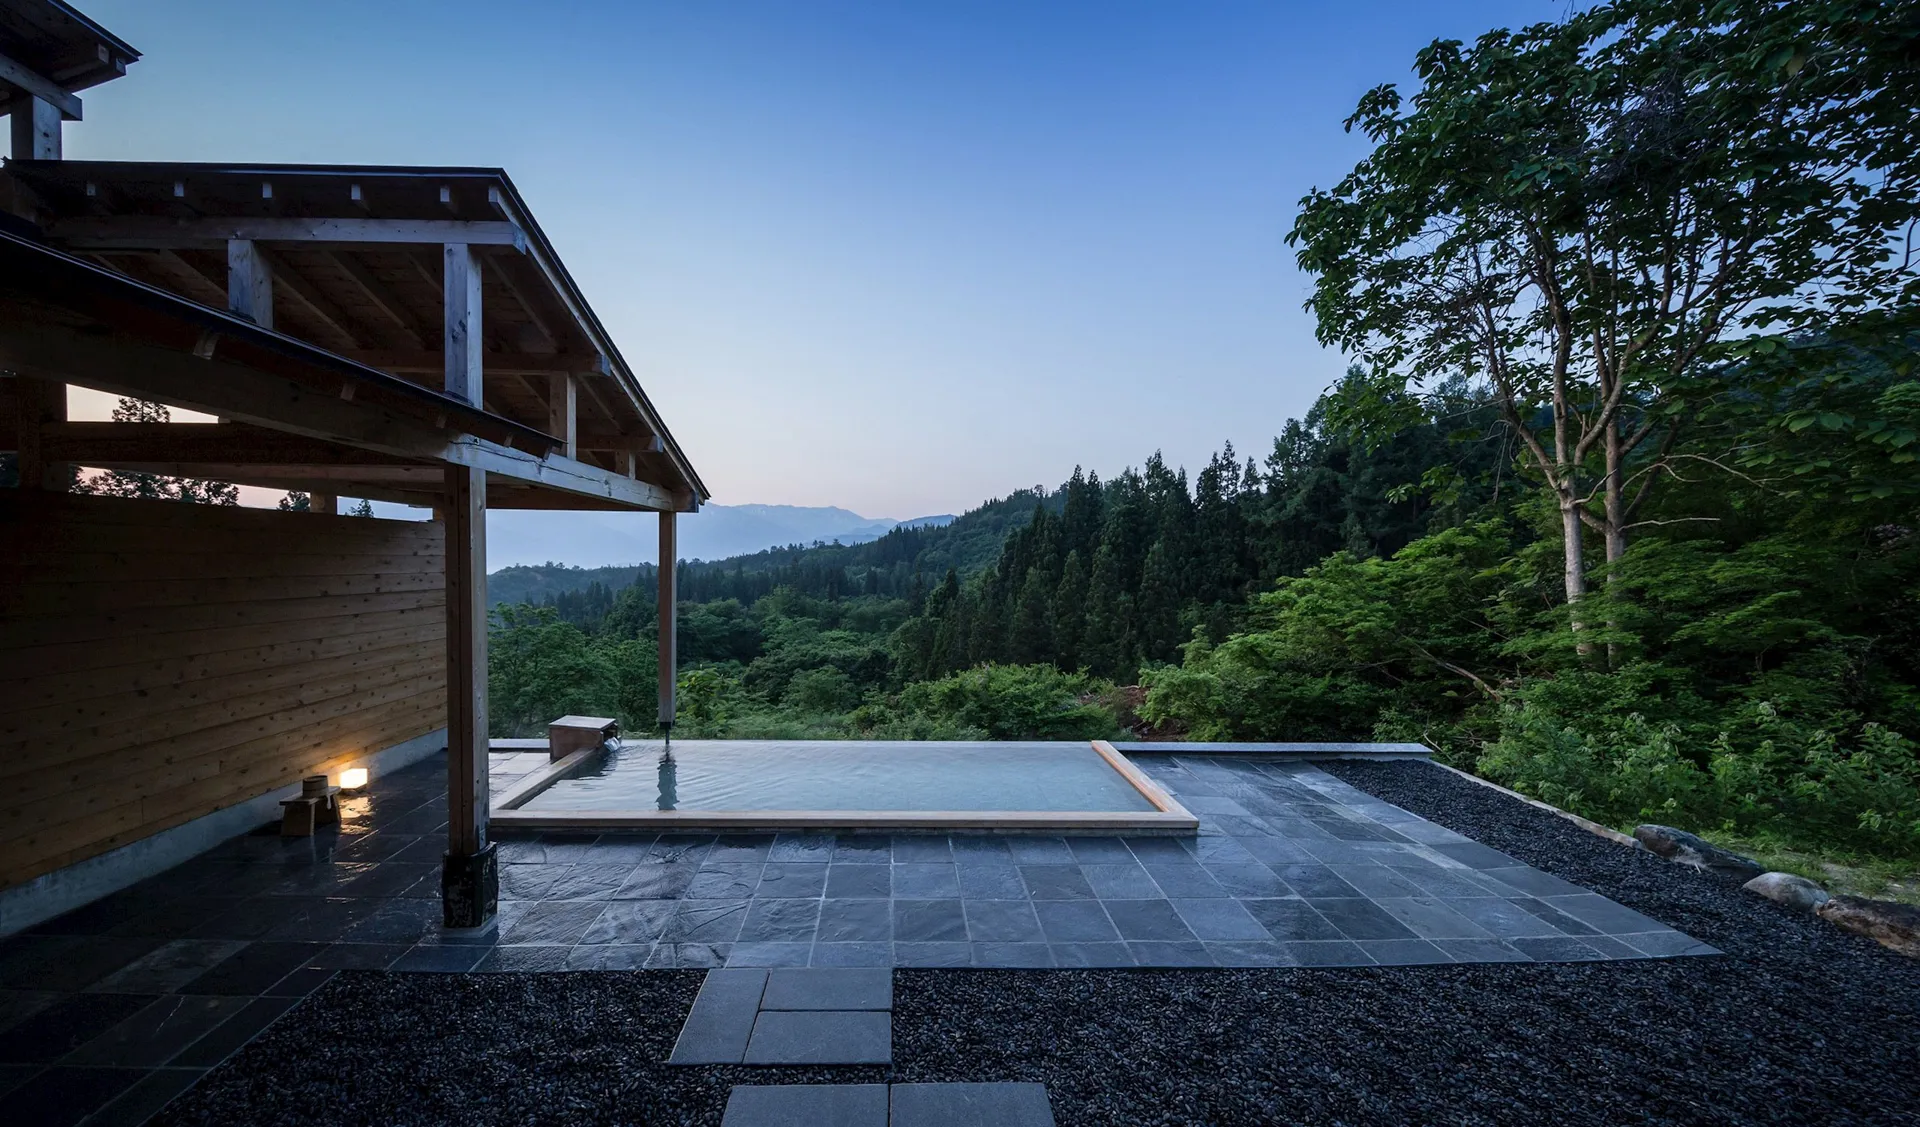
[280, 774, 342, 836]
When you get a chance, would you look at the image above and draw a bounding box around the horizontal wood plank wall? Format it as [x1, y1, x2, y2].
[0, 491, 447, 889]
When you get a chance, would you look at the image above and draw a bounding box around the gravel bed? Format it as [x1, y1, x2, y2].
[153, 761, 1920, 1126]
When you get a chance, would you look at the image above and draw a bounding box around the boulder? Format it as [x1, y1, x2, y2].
[1817, 895, 1920, 958]
[1742, 871, 1831, 912]
[1632, 825, 1766, 882]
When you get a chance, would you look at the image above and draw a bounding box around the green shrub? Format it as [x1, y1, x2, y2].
[896, 664, 1122, 741]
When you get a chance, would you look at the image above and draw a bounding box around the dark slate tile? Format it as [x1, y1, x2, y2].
[1431, 938, 1530, 963]
[0, 990, 59, 1034]
[893, 942, 973, 967]
[1311, 898, 1419, 941]
[577, 836, 661, 864]
[1505, 897, 1602, 936]
[392, 945, 486, 972]
[963, 900, 1044, 943]
[768, 834, 838, 862]
[1268, 864, 1363, 899]
[339, 862, 438, 898]
[663, 900, 751, 945]
[82, 1065, 206, 1127]
[817, 900, 893, 943]
[1619, 930, 1718, 958]
[475, 946, 573, 972]
[307, 944, 405, 970]
[1101, 900, 1195, 942]
[1204, 941, 1293, 966]
[1018, 865, 1095, 900]
[338, 900, 440, 945]
[1229, 836, 1320, 866]
[1200, 863, 1292, 898]
[499, 901, 605, 945]
[955, 865, 1026, 901]
[1360, 939, 1455, 965]
[566, 943, 654, 970]
[1006, 837, 1075, 865]
[743, 1010, 890, 1065]
[757, 864, 829, 899]
[1033, 901, 1119, 943]
[649, 943, 733, 968]
[498, 863, 564, 902]
[85, 939, 249, 995]
[1329, 864, 1430, 899]
[0, 992, 157, 1064]
[894, 901, 967, 943]
[616, 864, 699, 901]
[1542, 894, 1668, 934]
[1477, 866, 1590, 898]
[1510, 936, 1607, 962]
[1168, 898, 1271, 941]
[710, 837, 776, 864]
[890, 837, 954, 863]
[1139, 864, 1229, 899]
[833, 836, 892, 863]
[108, 895, 235, 939]
[582, 900, 677, 945]
[645, 835, 717, 866]
[1050, 942, 1135, 967]
[1429, 841, 1520, 870]
[1448, 897, 1577, 939]
[178, 943, 323, 996]
[1243, 899, 1345, 942]
[728, 942, 815, 967]
[61, 994, 249, 1068]
[1177, 796, 1251, 816]
[825, 865, 892, 900]
[1127, 941, 1216, 967]
[5, 936, 162, 993]
[890, 1082, 1055, 1127]
[1372, 897, 1497, 940]
[762, 968, 891, 1011]
[1576, 935, 1646, 959]
[262, 897, 381, 943]
[1280, 940, 1375, 966]
[1080, 863, 1160, 899]
[688, 864, 766, 900]
[721, 1082, 889, 1127]
[892, 864, 961, 899]
[812, 943, 894, 967]
[1066, 837, 1135, 863]
[971, 943, 1053, 967]
[739, 899, 822, 943]
[6, 1064, 140, 1126]
[544, 864, 635, 901]
[1121, 837, 1193, 862]
[948, 838, 1013, 864]
[170, 994, 299, 1067]
[670, 968, 766, 1064]
[262, 967, 336, 997]
[1185, 835, 1261, 863]
[1387, 864, 1500, 899]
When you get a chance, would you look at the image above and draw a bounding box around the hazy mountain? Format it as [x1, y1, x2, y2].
[477, 503, 955, 570]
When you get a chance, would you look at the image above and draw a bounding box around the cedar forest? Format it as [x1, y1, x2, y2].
[487, 1, 1920, 877]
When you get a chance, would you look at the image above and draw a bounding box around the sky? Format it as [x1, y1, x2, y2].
[57, 0, 1564, 520]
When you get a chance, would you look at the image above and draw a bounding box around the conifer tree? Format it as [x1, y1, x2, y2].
[1080, 542, 1130, 678]
[1052, 549, 1089, 671]
[1134, 539, 1183, 663]
[1009, 565, 1055, 664]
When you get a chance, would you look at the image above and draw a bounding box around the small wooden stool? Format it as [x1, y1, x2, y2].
[280, 774, 342, 836]
[548, 715, 620, 762]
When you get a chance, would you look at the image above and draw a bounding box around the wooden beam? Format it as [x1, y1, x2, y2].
[39, 422, 417, 466]
[96, 464, 441, 484]
[443, 244, 483, 407]
[152, 250, 228, 304]
[226, 239, 273, 329]
[326, 251, 428, 350]
[48, 217, 528, 251]
[252, 244, 364, 349]
[578, 430, 664, 454]
[0, 52, 82, 119]
[489, 254, 559, 351]
[658, 510, 677, 728]
[9, 376, 66, 490]
[338, 349, 603, 376]
[310, 492, 337, 514]
[442, 461, 495, 927]
[0, 317, 685, 510]
[547, 373, 576, 458]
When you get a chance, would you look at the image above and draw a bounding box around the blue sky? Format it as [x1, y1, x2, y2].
[63, 0, 1562, 518]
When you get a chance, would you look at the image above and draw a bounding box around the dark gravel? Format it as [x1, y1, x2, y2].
[154, 761, 1920, 1127]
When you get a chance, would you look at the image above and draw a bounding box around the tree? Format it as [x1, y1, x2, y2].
[1053, 549, 1089, 671]
[78, 399, 239, 505]
[349, 498, 374, 517]
[1290, 0, 1920, 644]
[278, 491, 312, 512]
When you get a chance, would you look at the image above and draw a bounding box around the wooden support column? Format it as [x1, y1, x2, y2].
[9, 94, 62, 160]
[440, 462, 496, 926]
[658, 511, 677, 729]
[443, 243, 483, 405]
[12, 376, 67, 490]
[311, 492, 337, 515]
[226, 239, 272, 328]
[547, 372, 576, 458]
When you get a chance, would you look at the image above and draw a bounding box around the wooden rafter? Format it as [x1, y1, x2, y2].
[326, 250, 429, 350]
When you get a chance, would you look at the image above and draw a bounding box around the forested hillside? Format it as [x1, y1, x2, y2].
[491, 0, 1920, 880]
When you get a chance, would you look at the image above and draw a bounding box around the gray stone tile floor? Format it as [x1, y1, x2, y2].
[0, 748, 1714, 1124]
[719, 1081, 1057, 1127]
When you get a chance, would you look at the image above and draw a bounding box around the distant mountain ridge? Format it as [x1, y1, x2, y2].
[482, 502, 955, 573]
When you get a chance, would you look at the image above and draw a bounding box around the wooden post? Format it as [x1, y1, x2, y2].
[546, 372, 575, 458]
[12, 376, 67, 490]
[443, 243, 483, 405]
[440, 462, 495, 926]
[658, 510, 677, 729]
[310, 492, 337, 514]
[226, 239, 272, 329]
[9, 95, 62, 160]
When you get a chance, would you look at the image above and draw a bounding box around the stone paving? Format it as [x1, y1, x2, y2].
[721, 1081, 1057, 1127]
[0, 747, 1714, 1125]
[671, 968, 892, 1066]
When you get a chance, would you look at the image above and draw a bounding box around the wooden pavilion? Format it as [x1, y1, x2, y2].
[0, 1, 707, 931]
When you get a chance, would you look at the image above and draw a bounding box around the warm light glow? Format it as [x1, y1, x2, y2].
[339, 767, 370, 789]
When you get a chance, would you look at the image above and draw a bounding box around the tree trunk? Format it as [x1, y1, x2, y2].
[1560, 494, 1591, 655]
[1602, 419, 1627, 669]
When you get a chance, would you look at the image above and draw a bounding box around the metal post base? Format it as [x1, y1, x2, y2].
[441, 841, 499, 929]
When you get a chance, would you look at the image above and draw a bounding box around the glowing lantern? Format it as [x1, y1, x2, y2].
[339, 767, 370, 790]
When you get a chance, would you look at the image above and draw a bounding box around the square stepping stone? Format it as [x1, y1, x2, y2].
[890, 1082, 1056, 1127]
[743, 1010, 891, 1065]
[669, 968, 767, 1064]
[721, 1084, 888, 1127]
[760, 968, 892, 1011]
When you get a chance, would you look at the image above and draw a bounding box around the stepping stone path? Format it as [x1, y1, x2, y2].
[677, 969, 1057, 1125]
